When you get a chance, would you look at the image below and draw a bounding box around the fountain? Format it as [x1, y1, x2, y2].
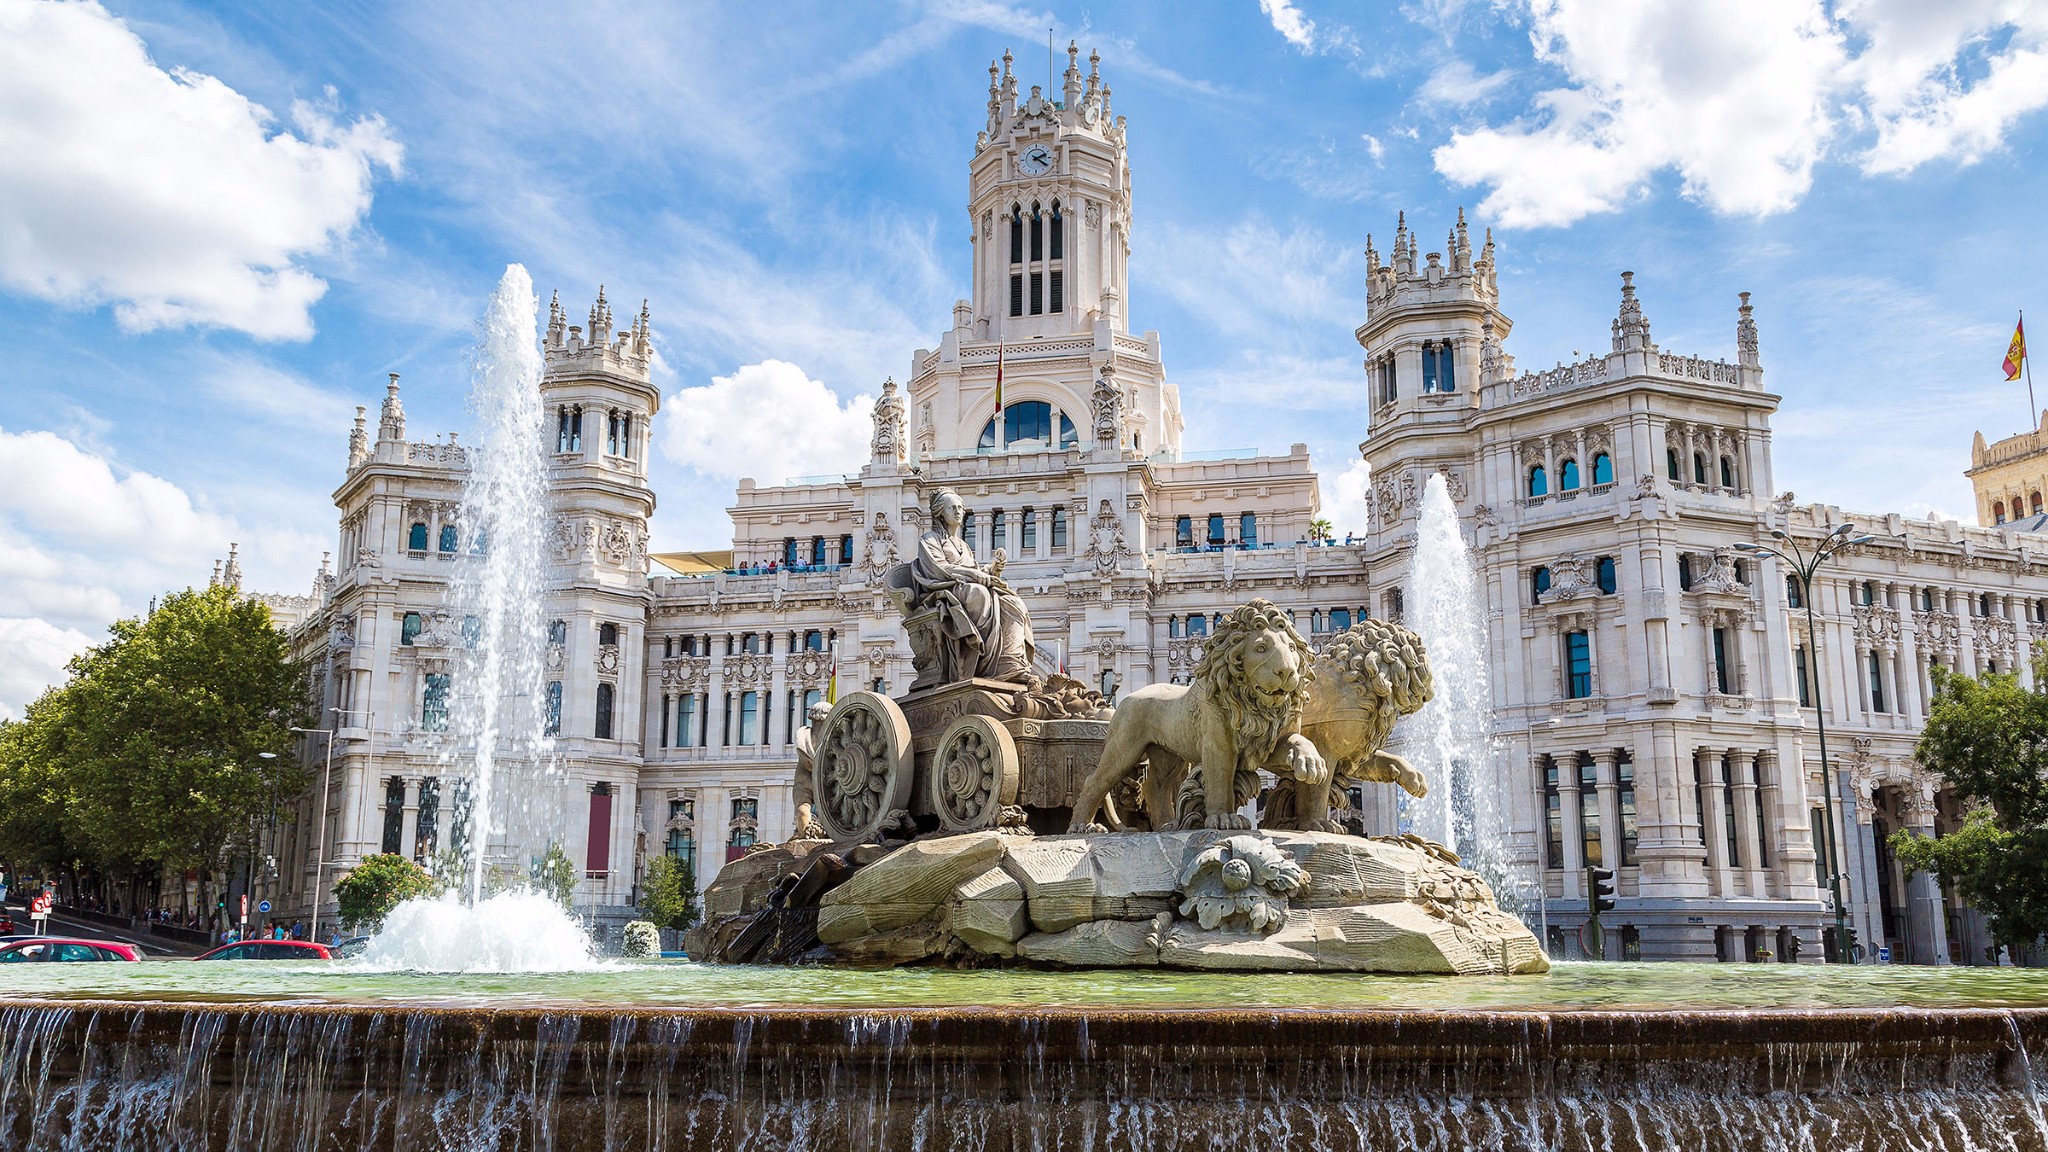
[1404, 472, 1512, 895]
[5, 292, 2047, 1149]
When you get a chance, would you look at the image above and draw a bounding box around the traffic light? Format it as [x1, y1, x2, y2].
[1587, 865, 1617, 917]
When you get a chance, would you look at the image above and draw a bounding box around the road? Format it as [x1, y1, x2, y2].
[2, 900, 204, 957]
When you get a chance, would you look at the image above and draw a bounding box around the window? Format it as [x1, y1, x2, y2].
[1581, 758, 1601, 867]
[1544, 759, 1563, 869]
[1618, 757, 1639, 867]
[1980, 592, 1994, 616]
[1720, 456, 1736, 489]
[992, 510, 1007, 553]
[2036, 492, 2045, 516]
[382, 777, 405, 854]
[1051, 505, 1067, 550]
[1868, 651, 1886, 712]
[401, 611, 423, 646]
[1528, 465, 1548, 498]
[415, 779, 438, 860]
[728, 797, 759, 860]
[803, 629, 825, 652]
[1565, 630, 1592, 699]
[1176, 516, 1193, 549]
[439, 524, 459, 553]
[1677, 554, 1694, 591]
[811, 536, 827, 566]
[1021, 508, 1037, 552]
[1560, 459, 1580, 490]
[1921, 587, 1936, 612]
[1029, 271, 1043, 314]
[1794, 646, 1812, 707]
[1240, 513, 1257, 548]
[422, 673, 450, 731]
[607, 410, 620, 455]
[557, 405, 582, 453]
[1596, 556, 1617, 595]
[1712, 628, 1733, 694]
[1438, 341, 1455, 392]
[595, 682, 615, 739]
[587, 783, 613, 877]
[1008, 273, 1023, 317]
[1422, 341, 1439, 393]
[1862, 581, 1878, 607]
[1207, 513, 1225, 547]
[783, 538, 799, 567]
[839, 535, 853, 565]
[1030, 204, 1043, 261]
[666, 799, 695, 867]
[548, 619, 567, 645]
[1049, 269, 1064, 314]
[1786, 575, 1804, 609]
[1009, 206, 1023, 264]
[1666, 448, 1681, 481]
[1532, 567, 1552, 602]
[599, 622, 619, 647]
[1187, 614, 1208, 638]
[961, 512, 977, 557]
[1329, 607, 1352, 632]
[677, 693, 698, 747]
[1049, 201, 1064, 259]
[545, 681, 562, 736]
[739, 691, 759, 746]
[408, 522, 429, 552]
[1169, 616, 1181, 639]
[741, 632, 761, 654]
[1592, 452, 1614, 485]
[1995, 500, 2008, 524]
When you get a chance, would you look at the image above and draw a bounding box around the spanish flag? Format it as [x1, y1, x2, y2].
[993, 341, 1005, 421]
[2005, 315, 2027, 381]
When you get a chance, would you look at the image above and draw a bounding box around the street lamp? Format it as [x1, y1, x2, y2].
[1746, 521, 1874, 963]
[292, 706, 365, 945]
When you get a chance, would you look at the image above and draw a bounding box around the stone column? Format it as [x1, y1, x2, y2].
[1729, 750, 1764, 897]
[1756, 751, 1791, 895]
[1902, 795, 1952, 966]
[1559, 752, 1585, 897]
[1593, 748, 1622, 873]
[1699, 748, 1730, 894]
[707, 644, 729, 749]
[399, 776, 421, 860]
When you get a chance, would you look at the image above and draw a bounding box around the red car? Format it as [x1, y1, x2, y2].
[194, 939, 333, 961]
[0, 937, 140, 962]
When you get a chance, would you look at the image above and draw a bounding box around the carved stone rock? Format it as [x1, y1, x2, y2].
[815, 831, 1005, 944]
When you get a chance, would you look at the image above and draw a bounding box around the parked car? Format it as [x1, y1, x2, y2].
[193, 939, 333, 961]
[0, 910, 14, 933]
[330, 935, 371, 959]
[0, 937, 141, 962]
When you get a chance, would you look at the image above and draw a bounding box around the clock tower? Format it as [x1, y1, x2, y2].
[968, 43, 1132, 343]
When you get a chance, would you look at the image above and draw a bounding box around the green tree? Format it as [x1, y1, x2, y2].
[639, 852, 699, 931]
[532, 841, 577, 910]
[1308, 518, 1334, 545]
[1892, 661, 2048, 952]
[333, 853, 437, 929]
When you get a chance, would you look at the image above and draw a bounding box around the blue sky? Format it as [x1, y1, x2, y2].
[2, 0, 2045, 717]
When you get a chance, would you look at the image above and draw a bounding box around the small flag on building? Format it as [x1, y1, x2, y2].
[994, 341, 1005, 425]
[2006, 315, 2028, 381]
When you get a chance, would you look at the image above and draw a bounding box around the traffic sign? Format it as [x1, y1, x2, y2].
[258, 900, 272, 914]
[1877, 945, 1892, 963]
[239, 894, 249, 922]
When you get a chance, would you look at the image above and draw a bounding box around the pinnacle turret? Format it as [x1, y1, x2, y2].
[1737, 291, 1760, 369]
[377, 373, 405, 443]
[348, 405, 369, 468]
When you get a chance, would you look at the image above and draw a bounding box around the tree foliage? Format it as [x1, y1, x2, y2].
[1893, 661, 2048, 951]
[0, 585, 313, 892]
[333, 853, 437, 929]
[532, 842, 577, 910]
[639, 852, 698, 931]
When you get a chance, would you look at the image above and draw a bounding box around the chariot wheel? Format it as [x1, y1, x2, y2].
[813, 691, 915, 842]
[927, 714, 1020, 833]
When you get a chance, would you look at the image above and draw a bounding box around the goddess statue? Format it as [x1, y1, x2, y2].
[890, 488, 1037, 686]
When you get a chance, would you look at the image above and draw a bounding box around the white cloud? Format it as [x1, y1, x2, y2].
[1147, 216, 1358, 339]
[0, 617, 93, 722]
[201, 355, 359, 433]
[1259, 0, 1317, 51]
[1361, 133, 1386, 164]
[1416, 59, 1512, 105]
[0, 0, 402, 339]
[1429, 0, 2048, 227]
[661, 360, 875, 487]
[1321, 457, 1373, 538]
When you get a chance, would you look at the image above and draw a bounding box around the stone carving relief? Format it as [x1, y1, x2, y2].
[1914, 611, 1962, 664]
[1973, 613, 2019, 666]
[1542, 555, 1597, 601]
[871, 378, 906, 463]
[1084, 499, 1133, 575]
[1090, 372, 1125, 447]
[660, 656, 711, 690]
[1852, 604, 1902, 654]
[1691, 549, 1747, 595]
[863, 513, 898, 580]
[595, 643, 622, 676]
[1177, 835, 1309, 934]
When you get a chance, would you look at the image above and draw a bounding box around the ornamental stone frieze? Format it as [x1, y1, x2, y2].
[785, 649, 831, 686]
[725, 653, 774, 687]
[1851, 604, 1902, 653]
[1689, 549, 1749, 596]
[861, 513, 899, 581]
[1541, 555, 1597, 601]
[1913, 610, 1962, 663]
[1972, 613, 2019, 665]
[659, 656, 711, 690]
[1082, 500, 1134, 576]
[594, 643, 622, 676]
[550, 515, 593, 563]
[546, 642, 566, 672]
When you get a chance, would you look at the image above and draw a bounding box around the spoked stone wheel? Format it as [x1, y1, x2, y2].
[813, 691, 915, 842]
[927, 714, 1020, 834]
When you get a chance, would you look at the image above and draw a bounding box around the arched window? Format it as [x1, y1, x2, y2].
[979, 402, 1065, 451]
[401, 611, 423, 646]
[2034, 492, 2043, 516]
[1666, 448, 1680, 481]
[1995, 500, 2007, 524]
[1719, 455, 1736, 489]
[1422, 341, 1438, 393]
[438, 524, 458, 553]
[1559, 459, 1580, 490]
[599, 622, 619, 646]
[1527, 465, 1548, 498]
[595, 682, 614, 740]
[1592, 452, 1614, 485]
[1029, 203, 1043, 262]
[1058, 412, 1077, 448]
[1049, 200, 1064, 260]
[407, 522, 429, 551]
[1596, 556, 1618, 595]
[1009, 205, 1023, 264]
[1532, 566, 1552, 602]
[1049, 201, 1065, 313]
[1438, 341, 1455, 392]
[1690, 453, 1706, 485]
[607, 409, 621, 455]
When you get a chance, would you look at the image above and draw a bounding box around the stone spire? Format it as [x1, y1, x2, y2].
[377, 374, 405, 443]
[588, 286, 613, 346]
[222, 543, 242, 592]
[1615, 272, 1652, 351]
[631, 298, 653, 359]
[1453, 207, 1471, 273]
[1063, 40, 1082, 109]
[313, 552, 334, 601]
[546, 290, 566, 348]
[1737, 291, 1760, 368]
[1392, 211, 1412, 274]
[348, 405, 369, 468]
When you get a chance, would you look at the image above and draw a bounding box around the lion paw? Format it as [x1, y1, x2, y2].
[1068, 821, 1110, 834]
[1307, 819, 1346, 834]
[1205, 812, 1254, 831]
[1400, 770, 1429, 799]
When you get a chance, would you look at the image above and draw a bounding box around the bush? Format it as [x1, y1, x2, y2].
[621, 920, 661, 958]
[333, 854, 436, 930]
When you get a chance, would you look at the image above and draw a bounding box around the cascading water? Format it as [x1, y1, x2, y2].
[446, 264, 557, 905]
[1403, 473, 1513, 902]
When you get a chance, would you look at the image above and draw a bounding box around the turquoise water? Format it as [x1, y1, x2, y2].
[5, 960, 2047, 1011]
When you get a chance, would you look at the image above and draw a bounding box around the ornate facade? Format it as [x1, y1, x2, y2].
[254, 46, 2047, 963]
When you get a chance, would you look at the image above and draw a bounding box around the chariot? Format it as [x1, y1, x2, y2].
[808, 680, 1110, 841]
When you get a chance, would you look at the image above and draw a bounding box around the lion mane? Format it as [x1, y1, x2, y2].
[1266, 617, 1436, 831]
[1195, 599, 1316, 769]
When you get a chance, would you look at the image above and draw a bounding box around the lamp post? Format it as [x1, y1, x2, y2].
[292, 705, 364, 945]
[1746, 522, 1873, 962]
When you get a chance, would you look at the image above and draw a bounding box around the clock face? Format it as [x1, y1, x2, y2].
[1018, 145, 1053, 176]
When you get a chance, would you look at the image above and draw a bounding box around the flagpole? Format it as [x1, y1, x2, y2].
[2025, 310, 2036, 428]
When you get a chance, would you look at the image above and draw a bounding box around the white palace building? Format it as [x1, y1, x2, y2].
[251, 46, 2048, 964]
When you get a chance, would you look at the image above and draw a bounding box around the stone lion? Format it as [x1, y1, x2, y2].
[1266, 618, 1435, 833]
[1068, 599, 1324, 832]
